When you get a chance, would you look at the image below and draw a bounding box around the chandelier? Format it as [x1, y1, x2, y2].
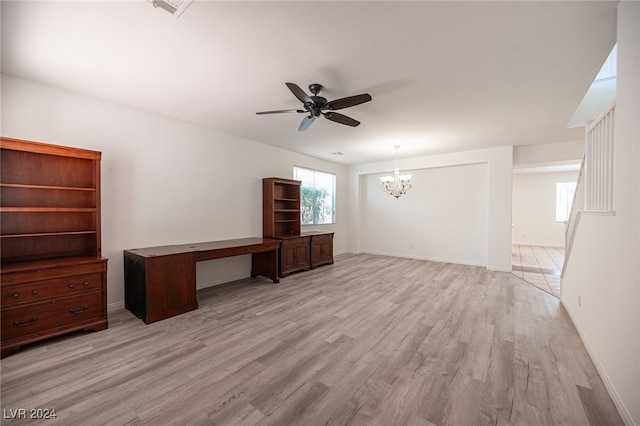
[380, 145, 412, 198]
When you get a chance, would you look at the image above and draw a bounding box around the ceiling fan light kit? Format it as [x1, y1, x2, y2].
[256, 83, 372, 132]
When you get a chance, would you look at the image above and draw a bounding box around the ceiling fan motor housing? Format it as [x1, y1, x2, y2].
[308, 84, 327, 115]
[308, 83, 323, 95]
[309, 96, 327, 116]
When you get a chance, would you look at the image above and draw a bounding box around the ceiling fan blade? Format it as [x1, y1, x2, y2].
[298, 115, 316, 132]
[323, 112, 360, 127]
[286, 82, 313, 105]
[324, 93, 372, 111]
[256, 109, 305, 115]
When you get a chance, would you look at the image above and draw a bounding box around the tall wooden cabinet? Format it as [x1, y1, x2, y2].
[262, 177, 310, 277]
[1, 137, 108, 358]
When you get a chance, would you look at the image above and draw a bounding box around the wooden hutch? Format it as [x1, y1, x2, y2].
[1, 137, 108, 358]
[262, 177, 333, 277]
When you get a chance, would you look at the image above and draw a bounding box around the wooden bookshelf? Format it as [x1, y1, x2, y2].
[263, 177, 310, 276]
[1, 137, 107, 358]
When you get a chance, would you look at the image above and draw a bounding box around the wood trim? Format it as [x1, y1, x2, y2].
[1, 137, 101, 160]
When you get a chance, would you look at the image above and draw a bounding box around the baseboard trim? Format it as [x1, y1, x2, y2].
[487, 265, 513, 272]
[361, 250, 487, 268]
[562, 301, 635, 426]
[108, 301, 124, 312]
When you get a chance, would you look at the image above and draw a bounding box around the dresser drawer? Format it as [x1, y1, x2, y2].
[1, 261, 106, 286]
[1, 292, 104, 341]
[1, 274, 103, 307]
[311, 233, 334, 243]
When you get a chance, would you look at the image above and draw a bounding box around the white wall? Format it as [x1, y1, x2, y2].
[562, 2, 640, 424]
[362, 163, 488, 266]
[348, 145, 513, 271]
[1, 74, 348, 308]
[512, 170, 579, 247]
[513, 139, 584, 166]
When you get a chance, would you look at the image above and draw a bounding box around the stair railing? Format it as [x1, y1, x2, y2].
[563, 102, 616, 277]
[585, 104, 615, 212]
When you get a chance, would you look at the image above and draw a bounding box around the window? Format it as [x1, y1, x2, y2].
[594, 44, 617, 81]
[556, 181, 577, 222]
[293, 166, 336, 225]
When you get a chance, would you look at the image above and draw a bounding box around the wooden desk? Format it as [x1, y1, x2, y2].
[123, 237, 281, 324]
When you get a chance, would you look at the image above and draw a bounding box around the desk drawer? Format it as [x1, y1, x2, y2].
[196, 248, 233, 261]
[1, 292, 104, 341]
[1, 274, 103, 308]
[232, 242, 280, 256]
[232, 245, 263, 256]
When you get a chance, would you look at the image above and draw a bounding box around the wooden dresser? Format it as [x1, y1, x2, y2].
[1, 137, 108, 358]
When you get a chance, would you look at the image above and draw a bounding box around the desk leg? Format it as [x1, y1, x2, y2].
[251, 249, 280, 283]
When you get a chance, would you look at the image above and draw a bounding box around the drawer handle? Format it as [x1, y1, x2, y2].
[32, 290, 38, 295]
[68, 284, 75, 289]
[69, 305, 89, 314]
[83, 281, 89, 286]
[13, 317, 38, 327]
[12, 293, 19, 298]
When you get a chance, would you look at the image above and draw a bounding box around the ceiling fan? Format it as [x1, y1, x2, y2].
[256, 83, 372, 132]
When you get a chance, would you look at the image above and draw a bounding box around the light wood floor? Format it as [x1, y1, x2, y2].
[1, 254, 623, 425]
[512, 245, 564, 298]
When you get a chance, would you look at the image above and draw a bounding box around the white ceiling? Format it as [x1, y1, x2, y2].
[1, 1, 617, 165]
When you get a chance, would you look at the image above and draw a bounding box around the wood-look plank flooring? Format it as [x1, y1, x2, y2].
[0, 254, 623, 425]
[512, 245, 563, 298]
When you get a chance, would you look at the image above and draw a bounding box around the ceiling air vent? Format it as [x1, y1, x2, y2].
[149, 0, 193, 17]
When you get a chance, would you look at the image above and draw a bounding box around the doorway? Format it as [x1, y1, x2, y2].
[511, 167, 579, 298]
[512, 244, 563, 297]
